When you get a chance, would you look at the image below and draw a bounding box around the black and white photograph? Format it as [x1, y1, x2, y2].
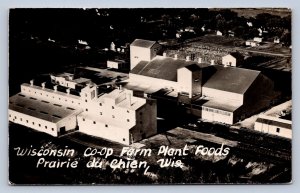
[8, 8, 292, 185]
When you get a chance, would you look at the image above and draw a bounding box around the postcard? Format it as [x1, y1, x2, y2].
[8, 8, 292, 184]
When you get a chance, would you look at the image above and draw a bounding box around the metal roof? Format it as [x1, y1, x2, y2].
[203, 66, 261, 94]
[130, 39, 157, 48]
[130, 56, 205, 82]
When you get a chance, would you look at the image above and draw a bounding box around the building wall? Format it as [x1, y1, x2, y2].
[130, 46, 151, 70]
[21, 84, 81, 108]
[202, 87, 244, 106]
[130, 98, 157, 143]
[242, 74, 274, 116]
[77, 114, 131, 145]
[9, 109, 58, 137]
[201, 106, 234, 124]
[254, 121, 292, 139]
[177, 68, 192, 97]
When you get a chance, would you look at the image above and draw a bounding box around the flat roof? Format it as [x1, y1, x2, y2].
[201, 99, 241, 112]
[131, 56, 207, 82]
[203, 66, 261, 94]
[130, 39, 156, 48]
[9, 93, 81, 123]
[256, 117, 291, 130]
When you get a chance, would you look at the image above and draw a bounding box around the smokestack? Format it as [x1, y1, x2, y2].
[163, 52, 167, 57]
[53, 85, 57, 92]
[198, 58, 202, 63]
[186, 56, 190, 61]
[66, 88, 70, 95]
[41, 82, 46, 89]
[30, 80, 34, 86]
[174, 54, 178, 60]
[211, 60, 215, 65]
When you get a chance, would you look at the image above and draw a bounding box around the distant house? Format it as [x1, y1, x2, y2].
[228, 30, 235, 37]
[254, 114, 291, 139]
[216, 30, 223, 36]
[185, 26, 195, 33]
[107, 59, 126, 69]
[78, 40, 88, 45]
[246, 40, 259, 47]
[110, 42, 116, 51]
[222, 52, 244, 67]
[274, 37, 280, 44]
[246, 21, 253, 27]
[258, 28, 263, 36]
[201, 25, 206, 32]
[253, 37, 263, 43]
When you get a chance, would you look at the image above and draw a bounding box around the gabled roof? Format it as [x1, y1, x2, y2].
[130, 39, 157, 48]
[203, 66, 260, 94]
[227, 52, 244, 61]
[130, 55, 207, 82]
[182, 64, 202, 72]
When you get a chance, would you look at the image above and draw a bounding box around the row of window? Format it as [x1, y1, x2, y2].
[202, 107, 231, 116]
[9, 114, 55, 131]
[81, 117, 130, 123]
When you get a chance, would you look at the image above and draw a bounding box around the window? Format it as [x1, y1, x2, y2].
[105, 124, 108, 127]
[123, 138, 126, 141]
[38, 124, 41, 127]
[112, 115, 115, 118]
[127, 110, 130, 113]
[86, 108, 88, 112]
[85, 99, 87, 102]
[26, 120, 28, 123]
[139, 112, 143, 115]
[99, 103, 102, 106]
[127, 119, 130, 122]
[112, 106, 114, 109]
[93, 121, 96, 124]
[52, 128, 54, 131]
[20, 118, 22, 121]
[276, 128, 280, 133]
[45, 126, 47, 129]
[100, 112, 102, 115]
[83, 118, 85, 121]
[14, 116, 17, 119]
[9, 114, 11, 117]
[32, 122, 35, 125]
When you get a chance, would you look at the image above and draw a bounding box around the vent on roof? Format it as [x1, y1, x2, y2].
[52, 114, 62, 118]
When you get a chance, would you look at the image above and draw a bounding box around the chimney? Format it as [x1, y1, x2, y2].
[163, 52, 167, 57]
[66, 88, 70, 95]
[41, 82, 46, 89]
[174, 54, 178, 60]
[119, 85, 122, 90]
[30, 80, 34, 86]
[198, 57, 202, 63]
[186, 56, 190, 61]
[211, 60, 215, 65]
[53, 85, 57, 92]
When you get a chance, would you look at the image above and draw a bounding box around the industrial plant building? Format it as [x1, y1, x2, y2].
[9, 79, 156, 145]
[128, 39, 276, 124]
